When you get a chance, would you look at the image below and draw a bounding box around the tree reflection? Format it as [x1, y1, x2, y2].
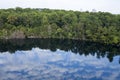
[0, 38, 120, 63]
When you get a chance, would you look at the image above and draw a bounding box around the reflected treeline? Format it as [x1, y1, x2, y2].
[0, 38, 120, 63]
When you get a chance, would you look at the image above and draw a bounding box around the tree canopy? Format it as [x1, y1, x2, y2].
[0, 8, 120, 45]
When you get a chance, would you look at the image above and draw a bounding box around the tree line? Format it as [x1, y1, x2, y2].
[0, 7, 120, 45]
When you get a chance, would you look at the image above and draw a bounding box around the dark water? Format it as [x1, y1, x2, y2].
[0, 39, 120, 80]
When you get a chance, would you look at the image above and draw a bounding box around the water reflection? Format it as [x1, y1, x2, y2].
[0, 39, 120, 63]
[0, 48, 120, 80]
[0, 39, 120, 80]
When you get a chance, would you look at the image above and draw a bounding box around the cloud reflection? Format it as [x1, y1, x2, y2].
[0, 48, 120, 80]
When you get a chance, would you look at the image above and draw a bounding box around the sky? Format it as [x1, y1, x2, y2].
[0, 0, 120, 14]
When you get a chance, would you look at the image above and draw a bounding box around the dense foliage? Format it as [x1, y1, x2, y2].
[0, 7, 120, 44]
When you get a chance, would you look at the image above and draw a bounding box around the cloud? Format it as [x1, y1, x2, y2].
[0, 0, 120, 14]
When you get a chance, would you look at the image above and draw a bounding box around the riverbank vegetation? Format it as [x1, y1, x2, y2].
[0, 7, 120, 45]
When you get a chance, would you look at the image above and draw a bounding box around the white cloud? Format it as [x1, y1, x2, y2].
[0, 0, 120, 14]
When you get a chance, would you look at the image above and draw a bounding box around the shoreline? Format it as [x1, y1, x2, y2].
[0, 37, 120, 47]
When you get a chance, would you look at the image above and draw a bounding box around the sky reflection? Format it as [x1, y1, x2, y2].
[0, 47, 120, 80]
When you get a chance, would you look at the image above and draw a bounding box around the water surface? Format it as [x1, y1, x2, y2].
[0, 39, 120, 80]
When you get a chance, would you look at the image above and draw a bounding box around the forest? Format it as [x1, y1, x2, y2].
[0, 7, 120, 45]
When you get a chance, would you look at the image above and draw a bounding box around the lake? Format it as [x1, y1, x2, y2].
[0, 39, 120, 80]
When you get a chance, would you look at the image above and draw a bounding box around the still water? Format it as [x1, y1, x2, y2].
[0, 39, 120, 80]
